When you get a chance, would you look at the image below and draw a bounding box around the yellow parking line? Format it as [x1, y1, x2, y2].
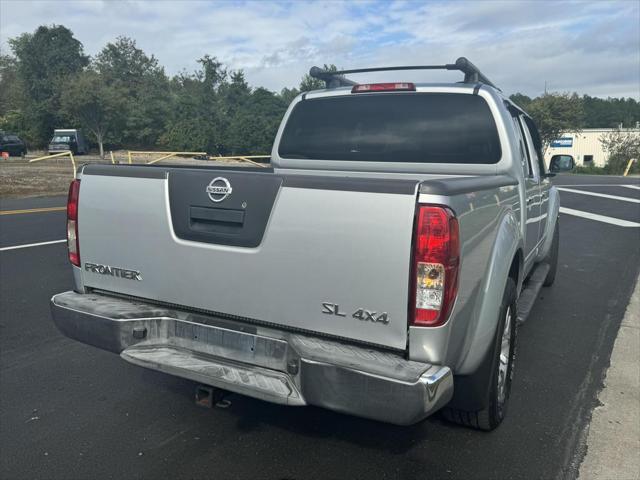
[0, 206, 66, 216]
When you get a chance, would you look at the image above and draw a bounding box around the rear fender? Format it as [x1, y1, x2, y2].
[456, 208, 522, 375]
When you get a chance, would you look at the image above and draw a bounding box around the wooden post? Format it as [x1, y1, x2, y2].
[623, 159, 636, 177]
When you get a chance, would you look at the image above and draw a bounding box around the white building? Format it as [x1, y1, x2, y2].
[544, 128, 640, 167]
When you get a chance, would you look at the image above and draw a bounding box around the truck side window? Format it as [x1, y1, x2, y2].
[511, 115, 531, 176]
[516, 115, 538, 178]
[523, 117, 546, 175]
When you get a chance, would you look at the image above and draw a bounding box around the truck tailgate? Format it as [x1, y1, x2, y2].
[77, 165, 419, 350]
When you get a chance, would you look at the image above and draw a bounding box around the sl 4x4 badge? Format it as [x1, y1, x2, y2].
[322, 302, 389, 325]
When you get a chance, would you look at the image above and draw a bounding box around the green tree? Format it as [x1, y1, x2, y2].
[279, 87, 300, 105]
[95, 37, 170, 147]
[226, 87, 288, 154]
[512, 93, 639, 133]
[582, 95, 640, 128]
[60, 70, 125, 158]
[8, 25, 89, 146]
[160, 56, 227, 153]
[525, 93, 584, 150]
[215, 71, 252, 152]
[161, 58, 289, 156]
[509, 93, 532, 111]
[599, 127, 640, 174]
[0, 54, 20, 112]
[0, 54, 27, 135]
[220, 71, 251, 113]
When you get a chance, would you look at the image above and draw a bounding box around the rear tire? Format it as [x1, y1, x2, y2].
[543, 219, 559, 287]
[442, 278, 518, 431]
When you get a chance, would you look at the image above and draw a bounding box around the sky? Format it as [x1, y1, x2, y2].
[1, 0, 639, 98]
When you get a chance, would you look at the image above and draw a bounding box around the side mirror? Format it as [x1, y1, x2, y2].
[550, 155, 575, 173]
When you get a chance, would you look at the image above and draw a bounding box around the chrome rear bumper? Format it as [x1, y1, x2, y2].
[51, 291, 453, 425]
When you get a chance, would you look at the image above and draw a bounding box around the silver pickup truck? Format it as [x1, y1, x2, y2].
[51, 58, 560, 431]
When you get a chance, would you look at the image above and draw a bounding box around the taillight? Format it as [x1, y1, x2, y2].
[351, 82, 416, 93]
[67, 179, 80, 267]
[409, 205, 460, 327]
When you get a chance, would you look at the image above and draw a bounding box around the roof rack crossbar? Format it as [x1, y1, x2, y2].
[308, 66, 358, 88]
[309, 57, 499, 90]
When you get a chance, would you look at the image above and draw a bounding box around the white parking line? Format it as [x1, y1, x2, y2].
[560, 207, 640, 227]
[555, 184, 640, 188]
[0, 239, 66, 252]
[557, 187, 640, 204]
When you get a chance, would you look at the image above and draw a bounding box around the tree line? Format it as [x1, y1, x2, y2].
[1, 25, 639, 158]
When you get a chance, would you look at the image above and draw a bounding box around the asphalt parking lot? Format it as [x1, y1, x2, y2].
[1, 174, 639, 480]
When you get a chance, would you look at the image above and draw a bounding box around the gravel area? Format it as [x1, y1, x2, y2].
[0, 152, 259, 198]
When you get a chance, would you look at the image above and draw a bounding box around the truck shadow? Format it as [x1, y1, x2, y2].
[230, 395, 439, 454]
[160, 374, 452, 455]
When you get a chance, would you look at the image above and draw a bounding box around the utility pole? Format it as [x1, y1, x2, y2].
[544, 81, 548, 95]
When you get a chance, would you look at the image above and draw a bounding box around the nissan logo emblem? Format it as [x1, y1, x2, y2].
[206, 177, 232, 202]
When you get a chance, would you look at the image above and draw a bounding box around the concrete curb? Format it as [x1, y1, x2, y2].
[578, 275, 640, 480]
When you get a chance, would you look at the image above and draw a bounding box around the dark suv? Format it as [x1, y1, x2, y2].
[0, 133, 28, 157]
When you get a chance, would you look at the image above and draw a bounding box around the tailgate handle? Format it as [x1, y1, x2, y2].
[189, 206, 245, 229]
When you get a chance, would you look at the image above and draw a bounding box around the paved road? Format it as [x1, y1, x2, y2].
[0, 196, 66, 248]
[1, 175, 639, 480]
